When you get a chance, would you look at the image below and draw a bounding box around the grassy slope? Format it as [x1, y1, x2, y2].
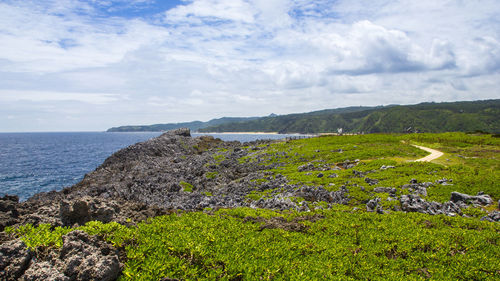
[6, 132, 500, 280]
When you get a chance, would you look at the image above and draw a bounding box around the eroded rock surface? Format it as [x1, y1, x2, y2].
[0, 239, 32, 280]
[0, 231, 121, 281]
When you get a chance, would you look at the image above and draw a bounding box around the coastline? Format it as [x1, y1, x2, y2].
[195, 131, 280, 135]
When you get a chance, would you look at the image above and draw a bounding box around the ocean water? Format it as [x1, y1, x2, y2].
[0, 132, 306, 201]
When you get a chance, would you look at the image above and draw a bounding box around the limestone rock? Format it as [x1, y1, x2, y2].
[22, 262, 69, 281]
[60, 197, 119, 227]
[0, 195, 20, 231]
[0, 239, 32, 280]
[400, 194, 463, 216]
[21, 230, 121, 281]
[480, 211, 500, 222]
[366, 198, 380, 212]
[373, 187, 396, 194]
[450, 192, 493, 206]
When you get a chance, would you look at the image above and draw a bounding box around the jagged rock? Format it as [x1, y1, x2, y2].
[60, 200, 90, 226]
[0, 239, 32, 280]
[0, 195, 19, 211]
[167, 128, 191, 137]
[380, 165, 395, 170]
[20, 230, 121, 281]
[0, 195, 20, 231]
[450, 192, 493, 206]
[317, 173, 324, 178]
[327, 173, 338, 178]
[330, 186, 350, 205]
[353, 170, 364, 177]
[376, 205, 385, 214]
[22, 262, 69, 281]
[480, 211, 500, 222]
[252, 197, 298, 210]
[436, 178, 453, 185]
[298, 163, 315, 172]
[400, 194, 463, 216]
[401, 180, 431, 197]
[366, 198, 380, 212]
[373, 187, 396, 194]
[364, 177, 379, 185]
[60, 197, 119, 226]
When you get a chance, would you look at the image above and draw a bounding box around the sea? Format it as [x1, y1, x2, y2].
[0, 132, 309, 201]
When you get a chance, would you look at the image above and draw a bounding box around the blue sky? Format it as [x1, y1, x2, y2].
[1, 0, 499, 131]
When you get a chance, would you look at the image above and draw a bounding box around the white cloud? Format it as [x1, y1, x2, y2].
[165, 0, 257, 24]
[0, 90, 119, 105]
[0, 0, 499, 131]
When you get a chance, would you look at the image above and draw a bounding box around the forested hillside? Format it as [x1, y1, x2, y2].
[199, 100, 500, 134]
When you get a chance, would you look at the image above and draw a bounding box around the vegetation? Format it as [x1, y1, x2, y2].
[180, 181, 194, 192]
[242, 132, 499, 207]
[6, 208, 500, 280]
[5, 132, 500, 280]
[199, 99, 500, 134]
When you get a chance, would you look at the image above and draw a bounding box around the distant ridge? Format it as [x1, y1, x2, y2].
[198, 99, 500, 134]
[107, 100, 500, 134]
[107, 117, 259, 132]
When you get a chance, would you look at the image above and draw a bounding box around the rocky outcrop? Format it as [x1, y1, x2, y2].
[373, 187, 396, 194]
[49, 230, 121, 281]
[0, 195, 20, 232]
[0, 231, 121, 281]
[60, 197, 119, 226]
[58, 128, 264, 210]
[366, 198, 385, 214]
[401, 181, 431, 197]
[481, 211, 500, 222]
[400, 194, 463, 216]
[450, 192, 493, 206]
[0, 239, 32, 280]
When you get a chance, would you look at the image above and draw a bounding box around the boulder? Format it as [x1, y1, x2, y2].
[450, 192, 493, 206]
[380, 165, 395, 170]
[480, 211, 500, 222]
[373, 187, 396, 194]
[165, 128, 191, 137]
[400, 194, 463, 216]
[366, 198, 380, 212]
[364, 177, 379, 186]
[60, 197, 118, 227]
[298, 163, 315, 172]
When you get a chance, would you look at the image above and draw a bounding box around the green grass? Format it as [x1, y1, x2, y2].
[180, 181, 194, 192]
[243, 133, 500, 208]
[7, 208, 500, 280]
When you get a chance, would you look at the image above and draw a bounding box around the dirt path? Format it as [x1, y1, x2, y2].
[412, 145, 444, 162]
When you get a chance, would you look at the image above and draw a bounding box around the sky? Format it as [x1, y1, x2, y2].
[1, 0, 499, 132]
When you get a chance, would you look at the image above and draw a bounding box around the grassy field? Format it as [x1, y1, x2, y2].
[6, 132, 500, 280]
[242, 132, 499, 210]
